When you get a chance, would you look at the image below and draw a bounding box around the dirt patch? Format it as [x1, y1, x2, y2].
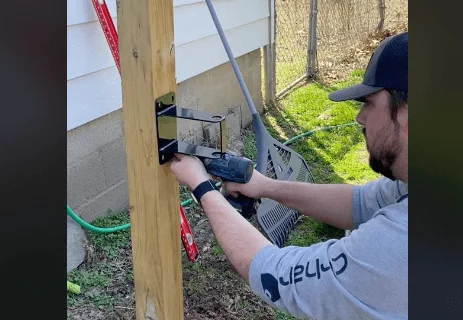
[67, 205, 280, 320]
[183, 214, 278, 320]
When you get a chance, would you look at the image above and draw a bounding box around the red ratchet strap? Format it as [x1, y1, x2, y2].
[91, 0, 199, 262]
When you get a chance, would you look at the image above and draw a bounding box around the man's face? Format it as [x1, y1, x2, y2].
[356, 90, 408, 180]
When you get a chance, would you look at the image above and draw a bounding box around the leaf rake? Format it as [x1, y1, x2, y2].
[205, 0, 315, 247]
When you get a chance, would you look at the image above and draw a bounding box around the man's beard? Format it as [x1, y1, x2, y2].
[363, 127, 400, 181]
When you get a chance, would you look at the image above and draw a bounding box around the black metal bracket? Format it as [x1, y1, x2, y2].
[155, 92, 228, 165]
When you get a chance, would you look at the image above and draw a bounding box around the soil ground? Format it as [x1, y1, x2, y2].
[67, 207, 279, 320]
[67, 26, 406, 320]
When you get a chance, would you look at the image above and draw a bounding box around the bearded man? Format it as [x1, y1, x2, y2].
[171, 32, 408, 320]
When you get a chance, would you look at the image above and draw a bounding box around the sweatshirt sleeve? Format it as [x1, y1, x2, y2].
[248, 204, 408, 320]
[352, 177, 408, 229]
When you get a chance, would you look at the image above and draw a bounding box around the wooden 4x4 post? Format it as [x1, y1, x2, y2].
[117, 0, 183, 319]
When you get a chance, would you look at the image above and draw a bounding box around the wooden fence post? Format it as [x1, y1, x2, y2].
[117, 0, 184, 319]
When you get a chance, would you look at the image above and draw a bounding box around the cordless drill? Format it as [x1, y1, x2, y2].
[202, 153, 256, 219]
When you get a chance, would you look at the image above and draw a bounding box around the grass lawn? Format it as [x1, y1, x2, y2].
[275, 48, 307, 93]
[67, 70, 380, 320]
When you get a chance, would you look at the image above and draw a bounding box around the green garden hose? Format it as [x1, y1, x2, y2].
[67, 185, 221, 234]
[283, 122, 358, 145]
[67, 122, 359, 233]
[67, 205, 131, 234]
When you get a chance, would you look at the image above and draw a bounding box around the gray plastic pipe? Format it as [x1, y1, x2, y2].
[204, 0, 268, 173]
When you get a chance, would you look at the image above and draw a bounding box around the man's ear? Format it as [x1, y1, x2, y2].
[397, 104, 408, 135]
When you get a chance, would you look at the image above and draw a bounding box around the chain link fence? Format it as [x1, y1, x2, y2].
[316, 0, 379, 73]
[273, 0, 408, 98]
[274, 0, 311, 95]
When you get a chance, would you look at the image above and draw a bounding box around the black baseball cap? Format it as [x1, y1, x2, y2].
[329, 32, 408, 102]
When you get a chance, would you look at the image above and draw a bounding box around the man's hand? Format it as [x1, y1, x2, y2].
[223, 169, 273, 199]
[171, 153, 273, 281]
[170, 153, 211, 190]
[226, 167, 356, 230]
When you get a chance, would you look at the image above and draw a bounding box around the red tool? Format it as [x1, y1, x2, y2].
[179, 206, 199, 262]
[91, 0, 120, 73]
[91, 0, 199, 262]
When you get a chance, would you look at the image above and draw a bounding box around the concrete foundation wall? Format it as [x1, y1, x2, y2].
[67, 49, 263, 222]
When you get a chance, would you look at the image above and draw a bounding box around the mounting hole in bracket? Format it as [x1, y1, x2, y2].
[210, 115, 223, 121]
[211, 152, 222, 157]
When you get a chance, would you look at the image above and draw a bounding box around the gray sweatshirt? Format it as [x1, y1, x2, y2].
[249, 177, 408, 320]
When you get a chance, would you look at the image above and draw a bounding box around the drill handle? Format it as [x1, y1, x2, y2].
[223, 192, 255, 219]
